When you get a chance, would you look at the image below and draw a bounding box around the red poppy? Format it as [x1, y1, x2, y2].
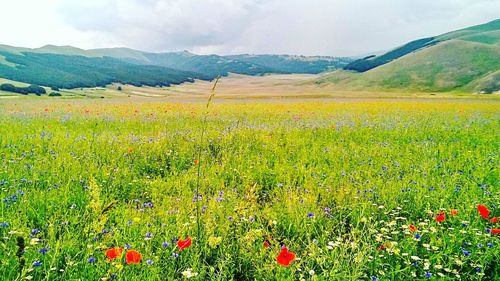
[105, 247, 124, 260]
[435, 212, 446, 223]
[409, 224, 417, 232]
[491, 229, 500, 235]
[125, 250, 142, 264]
[377, 244, 386, 251]
[263, 240, 270, 248]
[490, 217, 499, 224]
[177, 237, 192, 252]
[478, 204, 490, 219]
[449, 209, 458, 216]
[276, 247, 296, 266]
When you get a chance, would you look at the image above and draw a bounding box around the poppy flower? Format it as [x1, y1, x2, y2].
[436, 212, 446, 223]
[177, 237, 192, 252]
[263, 240, 270, 248]
[491, 229, 500, 235]
[276, 247, 296, 266]
[193, 159, 199, 165]
[105, 247, 124, 260]
[478, 204, 490, 219]
[449, 209, 458, 216]
[125, 250, 142, 264]
[490, 217, 499, 224]
[409, 224, 417, 232]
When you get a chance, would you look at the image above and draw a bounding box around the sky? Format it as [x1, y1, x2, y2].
[0, 0, 498, 56]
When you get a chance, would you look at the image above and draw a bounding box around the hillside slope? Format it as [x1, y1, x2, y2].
[317, 19, 500, 93]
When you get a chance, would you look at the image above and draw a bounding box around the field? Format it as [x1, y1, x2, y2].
[0, 96, 499, 280]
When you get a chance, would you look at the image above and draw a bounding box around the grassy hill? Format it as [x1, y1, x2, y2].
[317, 19, 500, 93]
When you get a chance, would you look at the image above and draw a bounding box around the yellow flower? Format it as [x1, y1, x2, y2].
[208, 236, 222, 248]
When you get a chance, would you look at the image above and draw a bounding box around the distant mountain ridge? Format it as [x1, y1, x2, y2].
[0, 44, 351, 89]
[317, 19, 500, 93]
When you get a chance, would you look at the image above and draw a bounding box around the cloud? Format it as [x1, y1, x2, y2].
[0, 0, 498, 56]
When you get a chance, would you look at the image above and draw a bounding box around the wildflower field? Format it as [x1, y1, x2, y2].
[0, 98, 499, 280]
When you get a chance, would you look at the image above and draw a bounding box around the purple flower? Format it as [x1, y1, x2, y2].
[146, 259, 154, 265]
[307, 213, 315, 218]
[145, 232, 152, 239]
[125, 243, 132, 249]
[162, 242, 170, 247]
[88, 257, 96, 264]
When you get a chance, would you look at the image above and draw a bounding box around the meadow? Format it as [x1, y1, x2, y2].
[0, 97, 499, 280]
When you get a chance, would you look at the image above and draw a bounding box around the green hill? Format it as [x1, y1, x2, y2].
[317, 19, 500, 93]
[0, 50, 206, 89]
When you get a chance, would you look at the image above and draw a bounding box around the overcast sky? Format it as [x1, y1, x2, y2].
[1, 0, 498, 56]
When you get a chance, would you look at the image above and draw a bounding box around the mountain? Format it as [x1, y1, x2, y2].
[317, 19, 500, 93]
[0, 44, 351, 89]
[226, 54, 350, 74]
[0, 50, 207, 89]
[142, 51, 277, 77]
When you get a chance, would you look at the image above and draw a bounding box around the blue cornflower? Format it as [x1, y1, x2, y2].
[477, 243, 483, 248]
[172, 253, 179, 258]
[462, 250, 470, 257]
[31, 229, 40, 235]
[0, 222, 8, 227]
[125, 243, 132, 249]
[146, 259, 154, 265]
[88, 257, 96, 264]
[487, 243, 494, 248]
[145, 232, 152, 239]
[33, 261, 42, 267]
[307, 213, 315, 218]
[162, 242, 169, 248]
[475, 267, 481, 272]
[424, 272, 432, 278]
[415, 234, 421, 239]
[371, 276, 378, 281]
[39, 248, 49, 255]
[111, 274, 117, 279]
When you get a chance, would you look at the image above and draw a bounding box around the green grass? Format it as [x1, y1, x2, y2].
[0, 99, 499, 280]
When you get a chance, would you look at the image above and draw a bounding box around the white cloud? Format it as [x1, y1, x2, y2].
[0, 0, 498, 56]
